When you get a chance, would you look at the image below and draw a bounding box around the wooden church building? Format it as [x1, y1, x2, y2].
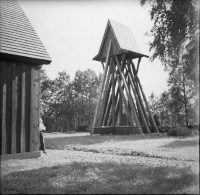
[91, 20, 159, 135]
[0, 0, 51, 160]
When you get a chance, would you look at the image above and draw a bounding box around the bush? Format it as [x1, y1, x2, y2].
[76, 124, 89, 132]
[167, 127, 198, 137]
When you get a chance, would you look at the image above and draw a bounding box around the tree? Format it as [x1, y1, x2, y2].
[168, 65, 196, 126]
[141, 0, 199, 126]
[40, 69, 55, 131]
[141, 0, 199, 88]
[73, 69, 101, 129]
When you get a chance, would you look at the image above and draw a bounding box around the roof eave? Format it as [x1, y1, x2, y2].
[0, 52, 52, 65]
[126, 50, 149, 58]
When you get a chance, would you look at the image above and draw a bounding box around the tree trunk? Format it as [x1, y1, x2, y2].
[182, 71, 189, 126]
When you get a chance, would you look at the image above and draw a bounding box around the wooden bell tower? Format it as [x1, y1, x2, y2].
[91, 20, 159, 135]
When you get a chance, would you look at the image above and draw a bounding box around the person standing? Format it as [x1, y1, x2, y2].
[39, 117, 47, 154]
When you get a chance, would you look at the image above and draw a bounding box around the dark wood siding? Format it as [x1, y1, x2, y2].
[0, 60, 41, 155]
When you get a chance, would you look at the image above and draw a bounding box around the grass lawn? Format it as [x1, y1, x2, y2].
[1, 132, 199, 194]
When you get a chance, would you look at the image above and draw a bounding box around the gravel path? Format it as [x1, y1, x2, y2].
[1, 134, 199, 177]
[42, 149, 199, 173]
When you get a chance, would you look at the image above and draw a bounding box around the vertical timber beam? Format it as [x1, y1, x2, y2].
[107, 55, 127, 126]
[11, 63, 17, 153]
[30, 66, 34, 152]
[127, 69, 131, 126]
[102, 90, 112, 126]
[2, 62, 7, 155]
[0, 63, 2, 155]
[101, 60, 105, 70]
[128, 62, 149, 126]
[104, 54, 126, 126]
[136, 57, 141, 75]
[21, 65, 25, 153]
[91, 39, 112, 134]
[136, 75, 159, 133]
[131, 61, 159, 133]
[115, 55, 143, 133]
[119, 93, 123, 125]
[35, 66, 40, 151]
[126, 66, 150, 133]
[101, 76, 112, 125]
[97, 59, 112, 126]
[111, 60, 116, 127]
[113, 66, 134, 126]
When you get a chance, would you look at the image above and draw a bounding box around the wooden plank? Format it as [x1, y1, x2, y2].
[114, 93, 120, 124]
[113, 62, 134, 126]
[21, 65, 25, 153]
[125, 69, 138, 126]
[128, 63, 149, 125]
[25, 65, 31, 152]
[101, 75, 112, 125]
[119, 92, 123, 126]
[127, 70, 131, 126]
[91, 39, 112, 134]
[115, 55, 143, 133]
[30, 66, 37, 151]
[0, 65, 1, 154]
[101, 60, 105, 70]
[0, 151, 41, 161]
[136, 75, 159, 133]
[15, 64, 22, 153]
[126, 67, 150, 133]
[111, 60, 116, 127]
[111, 55, 126, 126]
[6, 63, 12, 154]
[11, 63, 17, 154]
[1, 62, 7, 155]
[97, 60, 112, 126]
[102, 90, 112, 126]
[118, 56, 126, 126]
[136, 57, 141, 75]
[104, 55, 126, 126]
[106, 68, 126, 126]
[131, 61, 159, 133]
[33, 67, 40, 151]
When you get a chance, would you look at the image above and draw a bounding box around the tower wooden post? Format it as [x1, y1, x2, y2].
[91, 20, 159, 135]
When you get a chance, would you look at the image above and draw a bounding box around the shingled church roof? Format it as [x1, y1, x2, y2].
[0, 0, 51, 64]
[93, 19, 149, 62]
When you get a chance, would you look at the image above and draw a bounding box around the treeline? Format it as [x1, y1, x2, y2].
[40, 66, 198, 133]
[40, 69, 102, 132]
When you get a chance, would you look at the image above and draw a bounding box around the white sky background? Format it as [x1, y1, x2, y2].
[18, 0, 169, 97]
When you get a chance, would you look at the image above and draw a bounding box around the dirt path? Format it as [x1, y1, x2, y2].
[1, 133, 199, 177]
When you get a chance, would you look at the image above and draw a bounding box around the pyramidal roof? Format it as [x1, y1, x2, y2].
[93, 19, 149, 61]
[0, 0, 51, 64]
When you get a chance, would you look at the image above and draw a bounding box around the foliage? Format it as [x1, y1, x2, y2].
[140, 0, 199, 85]
[40, 68, 102, 132]
[141, 0, 199, 127]
[148, 89, 197, 127]
[167, 126, 198, 137]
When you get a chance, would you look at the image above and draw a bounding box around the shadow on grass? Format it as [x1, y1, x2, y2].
[163, 139, 199, 149]
[44, 134, 168, 150]
[1, 161, 199, 194]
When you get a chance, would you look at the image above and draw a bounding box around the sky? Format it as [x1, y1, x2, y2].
[18, 0, 169, 97]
